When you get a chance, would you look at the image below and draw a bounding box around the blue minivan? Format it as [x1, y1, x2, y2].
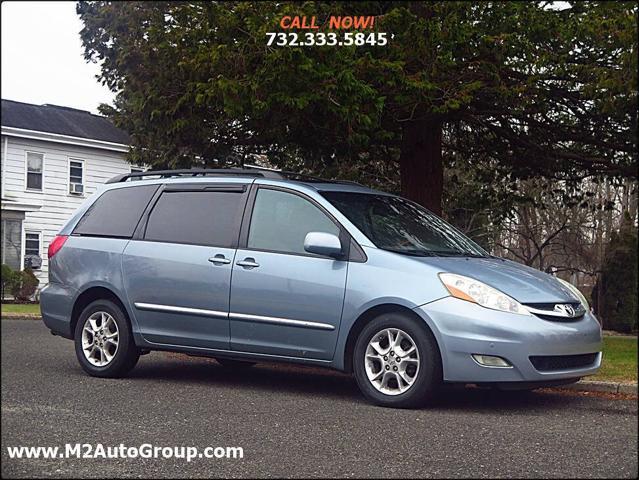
[41, 168, 602, 408]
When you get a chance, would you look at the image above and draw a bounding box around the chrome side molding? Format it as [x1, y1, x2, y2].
[134, 303, 335, 331]
[229, 312, 335, 331]
[134, 302, 228, 318]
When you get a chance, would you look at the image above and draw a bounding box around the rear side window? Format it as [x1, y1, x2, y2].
[74, 185, 158, 238]
[144, 191, 245, 247]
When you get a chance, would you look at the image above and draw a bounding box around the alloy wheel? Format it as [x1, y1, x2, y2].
[364, 327, 420, 396]
[81, 311, 119, 367]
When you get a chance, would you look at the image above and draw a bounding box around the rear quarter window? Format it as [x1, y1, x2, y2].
[73, 185, 159, 238]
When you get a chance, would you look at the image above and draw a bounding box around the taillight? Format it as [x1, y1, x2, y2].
[48, 235, 68, 259]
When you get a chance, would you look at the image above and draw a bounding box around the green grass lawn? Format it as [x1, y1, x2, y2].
[592, 336, 638, 383]
[1, 303, 41, 314]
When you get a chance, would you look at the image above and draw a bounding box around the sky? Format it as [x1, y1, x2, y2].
[1, 1, 115, 114]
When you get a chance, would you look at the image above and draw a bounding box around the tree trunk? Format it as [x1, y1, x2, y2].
[623, 178, 638, 223]
[603, 180, 614, 243]
[399, 119, 443, 215]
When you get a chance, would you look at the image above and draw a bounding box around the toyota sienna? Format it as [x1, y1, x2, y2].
[40, 168, 602, 408]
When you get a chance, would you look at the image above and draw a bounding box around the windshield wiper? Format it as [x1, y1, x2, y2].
[382, 248, 439, 257]
[428, 251, 489, 258]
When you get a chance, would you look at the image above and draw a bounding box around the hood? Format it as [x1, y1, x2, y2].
[415, 256, 577, 304]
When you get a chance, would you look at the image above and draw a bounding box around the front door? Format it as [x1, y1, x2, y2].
[123, 183, 249, 350]
[229, 187, 348, 360]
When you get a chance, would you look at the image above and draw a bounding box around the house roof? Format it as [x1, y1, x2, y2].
[1, 99, 129, 145]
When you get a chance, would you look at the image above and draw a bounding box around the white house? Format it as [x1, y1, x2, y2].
[1, 99, 138, 287]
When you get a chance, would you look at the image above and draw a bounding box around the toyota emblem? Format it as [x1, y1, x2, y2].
[554, 304, 576, 317]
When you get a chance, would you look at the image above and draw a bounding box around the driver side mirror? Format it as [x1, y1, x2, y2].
[304, 232, 343, 259]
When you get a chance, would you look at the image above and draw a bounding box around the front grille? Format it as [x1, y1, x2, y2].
[532, 313, 584, 322]
[524, 302, 585, 322]
[529, 353, 598, 372]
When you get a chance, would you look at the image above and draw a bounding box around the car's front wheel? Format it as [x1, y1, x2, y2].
[74, 299, 140, 377]
[353, 312, 441, 408]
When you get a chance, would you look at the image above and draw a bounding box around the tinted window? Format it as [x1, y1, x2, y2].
[74, 185, 158, 238]
[321, 192, 487, 257]
[248, 188, 340, 255]
[144, 191, 244, 247]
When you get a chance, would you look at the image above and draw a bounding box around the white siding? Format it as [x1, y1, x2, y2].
[1, 136, 6, 194]
[1, 134, 133, 286]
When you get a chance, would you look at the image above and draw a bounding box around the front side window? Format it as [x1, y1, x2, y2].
[321, 192, 487, 257]
[26, 152, 43, 190]
[24, 232, 41, 269]
[248, 188, 340, 255]
[144, 191, 245, 247]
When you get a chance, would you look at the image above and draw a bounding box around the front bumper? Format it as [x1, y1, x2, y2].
[416, 297, 602, 383]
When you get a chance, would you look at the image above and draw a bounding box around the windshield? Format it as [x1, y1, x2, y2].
[321, 192, 488, 257]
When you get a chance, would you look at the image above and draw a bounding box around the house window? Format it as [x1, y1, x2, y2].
[69, 159, 84, 195]
[26, 152, 44, 190]
[1, 217, 22, 270]
[24, 231, 41, 270]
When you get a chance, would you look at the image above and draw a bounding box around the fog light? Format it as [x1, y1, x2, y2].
[472, 354, 512, 368]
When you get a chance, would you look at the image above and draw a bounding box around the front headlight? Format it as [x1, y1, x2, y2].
[438, 273, 531, 316]
[556, 277, 589, 310]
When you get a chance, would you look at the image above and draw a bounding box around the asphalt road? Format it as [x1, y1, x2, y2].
[1, 319, 637, 479]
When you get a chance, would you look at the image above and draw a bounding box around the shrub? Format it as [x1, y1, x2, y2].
[1, 264, 19, 300]
[2, 264, 20, 300]
[10, 268, 40, 302]
[596, 216, 638, 333]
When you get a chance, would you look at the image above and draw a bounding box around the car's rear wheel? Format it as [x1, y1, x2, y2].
[74, 299, 140, 377]
[215, 358, 257, 369]
[353, 312, 441, 408]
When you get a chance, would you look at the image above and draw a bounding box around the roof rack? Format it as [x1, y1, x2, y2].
[106, 165, 366, 188]
[244, 164, 366, 187]
[105, 168, 282, 184]
[243, 164, 326, 183]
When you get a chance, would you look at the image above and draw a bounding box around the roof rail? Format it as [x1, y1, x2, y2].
[106, 165, 367, 188]
[243, 164, 326, 183]
[244, 164, 366, 187]
[105, 168, 283, 184]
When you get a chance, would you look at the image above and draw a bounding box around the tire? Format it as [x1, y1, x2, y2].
[74, 299, 140, 378]
[215, 358, 257, 369]
[353, 312, 441, 408]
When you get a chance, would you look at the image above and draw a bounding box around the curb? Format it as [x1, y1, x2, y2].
[1, 313, 42, 320]
[560, 380, 637, 395]
[602, 330, 638, 338]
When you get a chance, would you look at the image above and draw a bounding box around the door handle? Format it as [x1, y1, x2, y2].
[236, 258, 260, 268]
[208, 254, 231, 265]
